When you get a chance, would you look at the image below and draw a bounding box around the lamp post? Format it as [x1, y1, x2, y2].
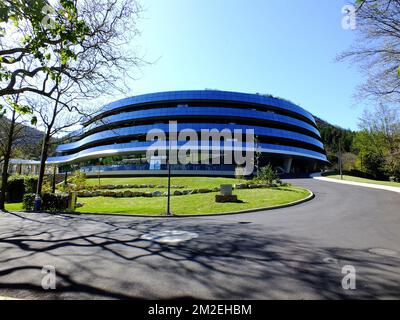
[167, 142, 172, 216]
[52, 165, 57, 193]
[98, 158, 103, 187]
[339, 139, 343, 180]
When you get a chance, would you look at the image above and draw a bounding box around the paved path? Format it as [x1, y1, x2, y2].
[0, 178, 399, 299]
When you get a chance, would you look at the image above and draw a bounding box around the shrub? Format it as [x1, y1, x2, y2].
[254, 164, 279, 185]
[22, 193, 71, 213]
[41, 177, 53, 194]
[22, 193, 36, 211]
[69, 171, 87, 190]
[5, 175, 38, 204]
[24, 175, 38, 193]
[42, 193, 70, 213]
[6, 175, 25, 203]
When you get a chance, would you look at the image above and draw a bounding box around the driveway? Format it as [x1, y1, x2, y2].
[0, 178, 399, 299]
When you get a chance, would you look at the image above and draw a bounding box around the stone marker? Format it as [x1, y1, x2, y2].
[215, 184, 238, 203]
[220, 184, 232, 196]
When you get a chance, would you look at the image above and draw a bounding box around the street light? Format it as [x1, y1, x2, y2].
[339, 139, 343, 180]
[52, 165, 57, 193]
[98, 158, 103, 187]
[167, 141, 172, 216]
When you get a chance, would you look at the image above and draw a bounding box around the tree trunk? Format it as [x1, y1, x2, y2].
[35, 91, 60, 208]
[0, 109, 17, 211]
[35, 130, 51, 198]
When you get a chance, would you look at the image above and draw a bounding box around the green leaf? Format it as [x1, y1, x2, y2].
[31, 116, 38, 126]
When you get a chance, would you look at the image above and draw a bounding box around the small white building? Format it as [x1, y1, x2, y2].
[0, 159, 57, 175]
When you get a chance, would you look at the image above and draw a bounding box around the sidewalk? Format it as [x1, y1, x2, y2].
[311, 173, 400, 194]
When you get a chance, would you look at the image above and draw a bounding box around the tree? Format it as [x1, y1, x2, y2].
[0, 93, 35, 210]
[342, 152, 358, 171]
[31, 76, 91, 197]
[353, 104, 400, 179]
[0, 0, 91, 98]
[338, 0, 400, 103]
[29, 0, 143, 203]
[0, 0, 143, 210]
[316, 117, 355, 165]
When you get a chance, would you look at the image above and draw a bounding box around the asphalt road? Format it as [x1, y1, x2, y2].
[0, 178, 399, 300]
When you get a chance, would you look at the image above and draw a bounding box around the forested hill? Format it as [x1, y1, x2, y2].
[314, 115, 355, 161]
[0, 118, 44, 159]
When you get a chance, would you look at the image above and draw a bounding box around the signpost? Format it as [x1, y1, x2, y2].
[150, 154, 170, 216]
[339, 139, 343, 180]
[167, 154, 171, 216]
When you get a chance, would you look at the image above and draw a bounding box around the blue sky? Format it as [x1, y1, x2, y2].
[123, 0, 365, 130]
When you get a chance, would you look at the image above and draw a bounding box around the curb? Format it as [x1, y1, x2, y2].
[171, 189, 315, 218]
[313, 176, 400, 194]
[36, 188, 315, 219]
[0, 296, 19, 300]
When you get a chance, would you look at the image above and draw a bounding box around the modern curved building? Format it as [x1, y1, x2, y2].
[48, 90, 328, 176]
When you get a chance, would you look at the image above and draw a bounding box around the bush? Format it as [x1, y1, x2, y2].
[42, 193, 70, 213]
[24, 175, 38, 193]
[5, 175, 38, 204]
[6, 176, 25, 203]
[254, 164, 279, 185]
[22, 192, 71, 213]
[22, 193, 36, 211]
[69, 171, 87, 191]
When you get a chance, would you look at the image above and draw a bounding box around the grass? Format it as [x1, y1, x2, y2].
[75, 187, 311, 216]
[326, 175, 400, 188]
[86, 176, 239, 189]
[4, 203, 23, 212]
[5, 177, 312, 216]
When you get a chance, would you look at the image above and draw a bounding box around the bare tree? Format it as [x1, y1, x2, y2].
[338, 0, 400, 103]
[0, 0, 91, 98]
[1, 0, 145, 209]
[30, 0, 145, 204]
[32, 78, 89, 196]
[0, 94, 33, 210]
[1, 0, 143, 101]
[359, 104, 400, 152]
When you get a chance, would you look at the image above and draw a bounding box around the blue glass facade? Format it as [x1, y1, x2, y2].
[48, 90, 328, 174]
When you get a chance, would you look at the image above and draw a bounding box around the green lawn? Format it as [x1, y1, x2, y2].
[5, 177, 312, 215]
[75, 187, 311, 216]
[4, 203, 23, 212]
[326, 175, 400, 188]
[86, 176, 239, 189]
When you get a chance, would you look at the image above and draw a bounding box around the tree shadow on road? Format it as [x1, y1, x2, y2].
[0, 212, 399, 299]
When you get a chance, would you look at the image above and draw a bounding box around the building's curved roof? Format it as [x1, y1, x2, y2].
[48, 90, 328, 165]
[86, 90, 316, 126]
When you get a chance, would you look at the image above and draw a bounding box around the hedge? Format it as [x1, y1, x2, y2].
[6, 176, 25, 203]
[23, 193, 72, 213]
[24, 175, 38, 193]
[4, 175, 38, 203]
